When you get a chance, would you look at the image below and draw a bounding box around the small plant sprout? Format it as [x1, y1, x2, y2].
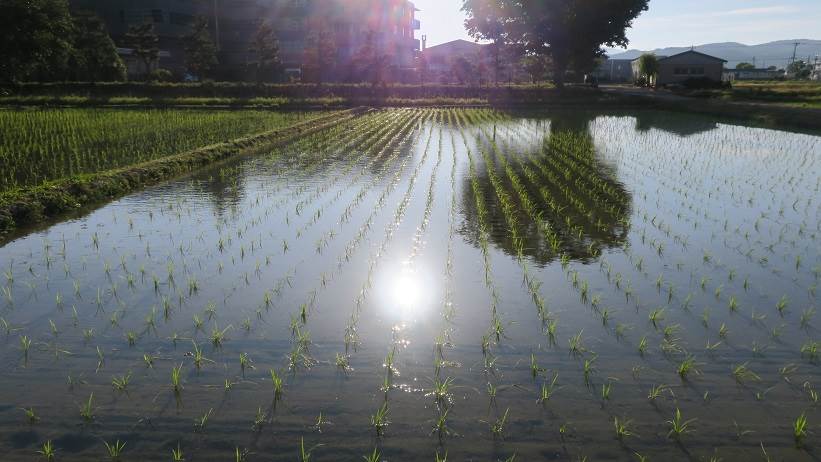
[732, 363, 761, 384]
[103, 440, 126, 461]
[335, 353, 352, 372]
[270, 369, 284, 399]
[801, 341, 820, 362]
[79, 393, 95, 422]
[491, 407, 510, 438]
[667, 408, 696, 440]
[194, 408, 213, 432]
[776, 295, 788, 315]
[614, 416, 635, 441]
[678, 356, 701, 380]
[363, 447, 381, 462]
[530, 353, 545, 378]
[568, 329, 585, 355]
[172, 443, 184, 461]
[370, 402, 390, 436]
[22, 407, 39, 424]
[171, 363, 184, 393]
[37, 440, 56, 461]
[111, 372, 132, 392]
[538, 372, 560, 403]
[794, 413, 808, 448]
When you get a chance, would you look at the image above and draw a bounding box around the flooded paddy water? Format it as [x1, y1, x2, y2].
[0, 108, 819, 461]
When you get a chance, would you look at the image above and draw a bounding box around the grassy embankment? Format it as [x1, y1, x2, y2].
[684, 80, 821, 109]
[0, 108, 363, 236]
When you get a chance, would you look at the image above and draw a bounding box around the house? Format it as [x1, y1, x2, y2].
[812, 58, 821, 81]
[422, 40, 485, 83]
[633, 50, 726, 86]
[723, 68, 782, 81]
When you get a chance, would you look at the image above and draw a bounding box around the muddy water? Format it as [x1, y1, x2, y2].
[0, 108, 819, 461]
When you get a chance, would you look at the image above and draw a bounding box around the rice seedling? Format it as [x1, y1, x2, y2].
[194, 408, 213, 432]
[370, 402, 390, 436]
[270, 369, 284, 399]
[38, 440, 56, 461]
[79, 393, 95, 422]
[111, 372, 132, 392]
[667, 408, 696, 440]
[568, 330, 585, 355]
[171, 443, 184, 461]
[20, 335, 31, 358]
[801, 341, 820, 362]
[793, 413, 808, 448]
[171, 363, 184, 393]
[103, 440, 126, 460]
[776, 295, 789, 315]
[731, 363, 761, 384]
[362, 447, 381, 462]
[22, 407, 39, 424]
[614, 416, 636, 441]
[678, 356, 701, 380]
[490, 408, 510, 438]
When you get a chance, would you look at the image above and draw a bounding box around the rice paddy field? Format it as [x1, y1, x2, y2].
[0, 108, 331, 191]
[0, 107, 819, 461]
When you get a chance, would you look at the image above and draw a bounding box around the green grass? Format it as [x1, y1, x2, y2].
[690, 80, 821, 108]
[0, 108, 329, 191]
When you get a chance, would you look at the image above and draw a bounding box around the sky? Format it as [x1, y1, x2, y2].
[412, 0, 821, 49]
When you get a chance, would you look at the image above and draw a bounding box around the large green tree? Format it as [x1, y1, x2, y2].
[462, 0, 649, 87]
[70, 11, 126, 82]
[184, 16, 218, 79]
[0, 0, 76, 82]
[352, 30, 390, 85]
[636, 53, 659, 85]
[124, 23, 159, 80]
[302, 21, 336, 84]
[247, 21, 282, 82]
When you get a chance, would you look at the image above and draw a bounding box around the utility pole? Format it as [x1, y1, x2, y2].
[790, 41, 800, 67]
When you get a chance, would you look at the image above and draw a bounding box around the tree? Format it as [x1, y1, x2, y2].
[637, 53, 659, 86]
[184, 16, 218, 79]
[124, 24, 159, 80]
[522, 54, 551, 84]
[70, 11, 126, 82]
[247, 20, 281, 83]
[417, 54, 429, 85]
[303, 21, 336, 83]
[450, 55, 475, 85]
[0, 0, 76, 82]
[787, 60, 812, 79]
[352, 30, 390, 85]
[462, 0, 649, 88]
[735, 62, 755, 70]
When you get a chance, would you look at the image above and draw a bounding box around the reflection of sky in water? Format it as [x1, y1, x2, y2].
[0, 109, 819, 461]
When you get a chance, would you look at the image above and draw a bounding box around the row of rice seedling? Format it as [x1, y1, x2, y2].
[0, 108, 336, 190]
[0, 108, 817, 460]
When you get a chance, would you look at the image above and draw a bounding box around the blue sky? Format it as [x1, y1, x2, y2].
[413, 0, 821, 49]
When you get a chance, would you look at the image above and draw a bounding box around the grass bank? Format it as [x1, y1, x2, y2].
[680, 81, 821, 109]
[0, 108, 364, 237]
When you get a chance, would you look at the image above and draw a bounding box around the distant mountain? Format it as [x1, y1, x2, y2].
[609, 40, 821, 69]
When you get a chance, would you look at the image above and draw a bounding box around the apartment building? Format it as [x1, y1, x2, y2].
[69, 0, 421, 81]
